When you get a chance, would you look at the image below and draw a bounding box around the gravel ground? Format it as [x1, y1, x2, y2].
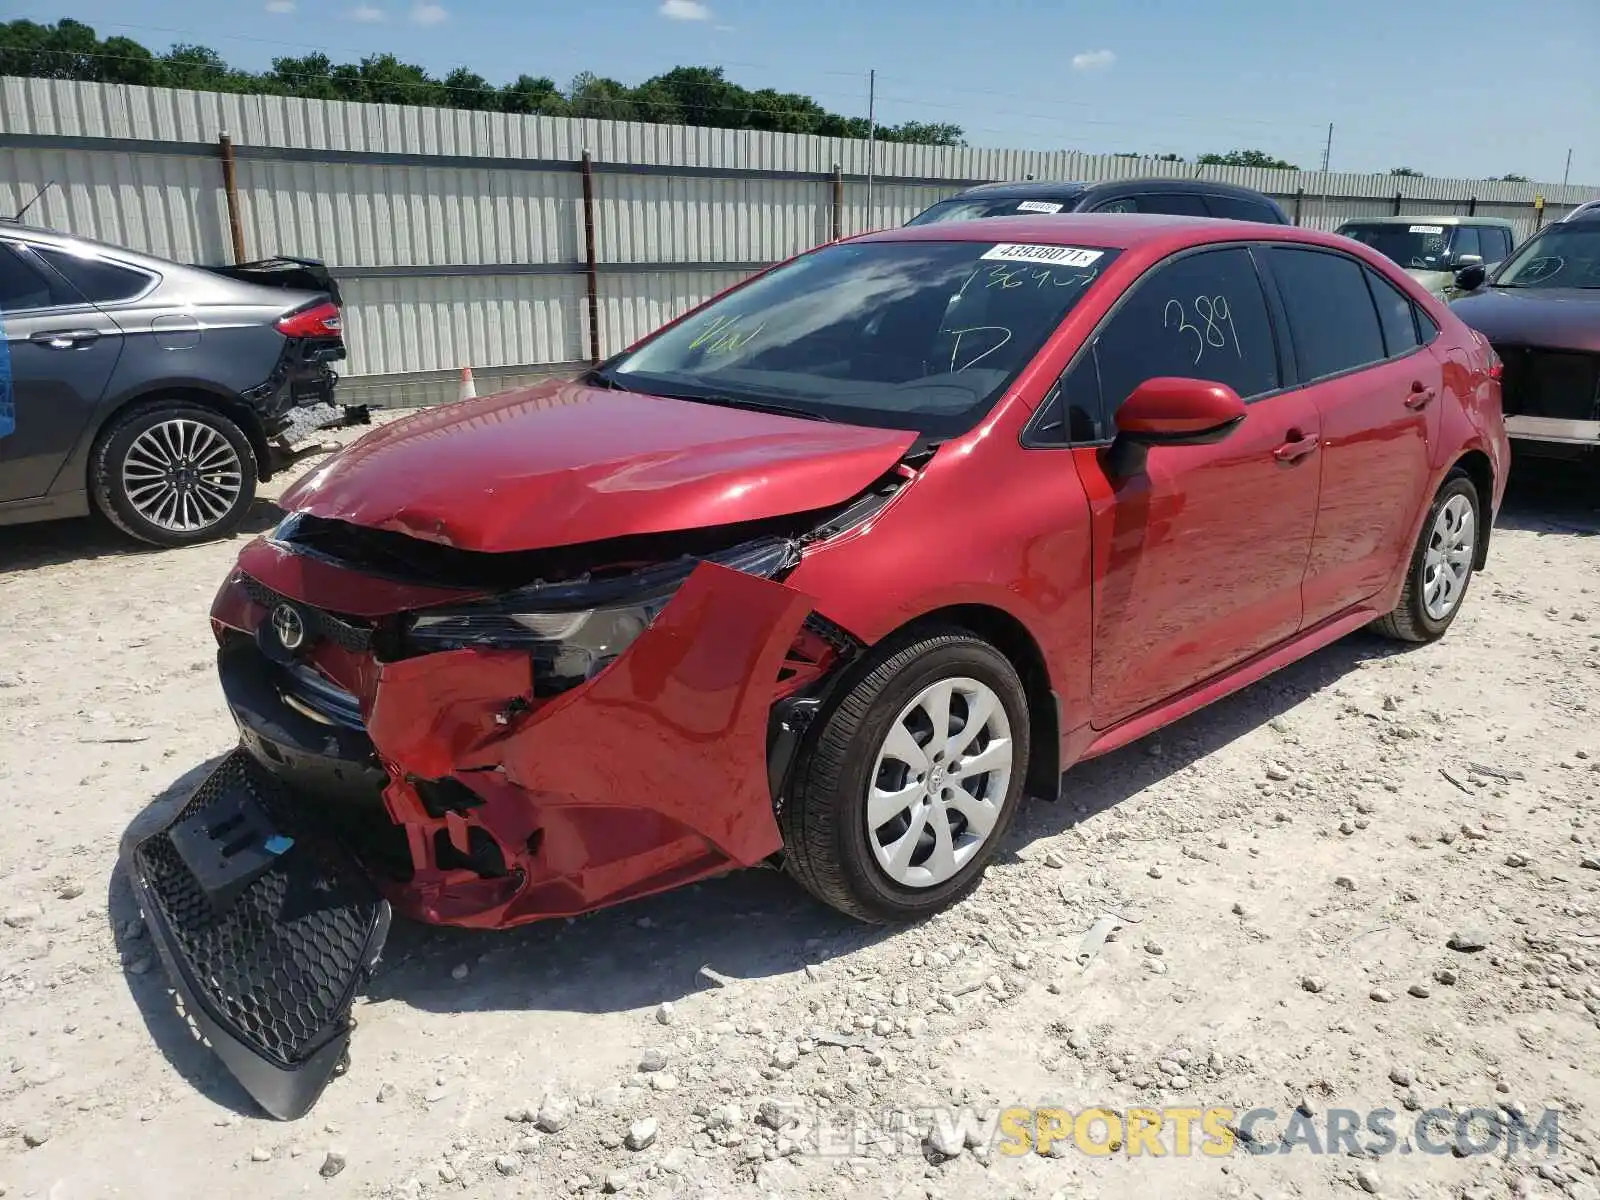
[2, 420, 1599, 1200]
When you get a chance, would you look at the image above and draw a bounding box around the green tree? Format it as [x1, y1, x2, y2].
[1197, 148, 1299, 170]
[1389, 166, 1423, 176]
[1491, 173, 1530, 182]
[267, 53, 340, 99]
[567, 72, 637, 121]
[499, 74, 567, 116]
[442, 66, 497, 111]
[160, 44, 236, 91]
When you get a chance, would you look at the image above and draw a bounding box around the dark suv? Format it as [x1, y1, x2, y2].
[907, 177, 1291, 227]
[0, 223, 363, 547]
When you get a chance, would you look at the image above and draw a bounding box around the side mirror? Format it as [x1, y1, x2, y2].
[1454, 263, 1488, 292]
[1105, 377, 1247, 476]
[1454, 253, 1484, 268]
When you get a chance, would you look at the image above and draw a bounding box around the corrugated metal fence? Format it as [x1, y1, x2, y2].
[3, 77, 1596, 408]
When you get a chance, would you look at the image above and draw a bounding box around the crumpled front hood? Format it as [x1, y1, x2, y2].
[278, 380, 919, 552]
[1450, 287, 1600, 352]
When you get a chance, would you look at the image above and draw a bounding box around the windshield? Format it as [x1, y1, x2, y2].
[1491, 225, 1600, 288]
[602, 239, 1119, 436]
[1338, 223, 1453, 270]
[905, 195, 1083, 226]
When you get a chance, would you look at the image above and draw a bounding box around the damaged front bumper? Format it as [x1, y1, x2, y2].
[121, 750, 391, 1120]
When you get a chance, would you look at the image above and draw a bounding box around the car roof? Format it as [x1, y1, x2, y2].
[952, 176, 1278, 202]
[860, 212, 1351, 254]
[0, 220, 182, 275]
[1336, 214, 1516, 229]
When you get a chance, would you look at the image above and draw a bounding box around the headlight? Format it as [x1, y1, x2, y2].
[405, 537, 799, 693]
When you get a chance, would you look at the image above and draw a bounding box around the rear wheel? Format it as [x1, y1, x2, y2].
[780, 631, 1030, 923]
[92, 402, 258, 548]
[1372, 470, 1480, 643]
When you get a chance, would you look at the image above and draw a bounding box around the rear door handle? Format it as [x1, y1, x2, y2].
[30, 329, 102, 350]
[1405, 382, 1436, 410]
[1273, 431, 1319, 464]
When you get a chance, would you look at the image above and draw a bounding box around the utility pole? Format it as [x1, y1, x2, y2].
[1320, 123, 1333, 172]
[865, 69, 877, 234]
[1563, 148, 1572, 186]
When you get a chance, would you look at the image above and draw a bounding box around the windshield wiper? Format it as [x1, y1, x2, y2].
[677, 392, 835, 423]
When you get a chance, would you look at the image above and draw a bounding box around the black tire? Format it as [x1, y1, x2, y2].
[91, 402, 258, 548]
[1371, 469, 1480, 643]
[780, 631, 1031, 923]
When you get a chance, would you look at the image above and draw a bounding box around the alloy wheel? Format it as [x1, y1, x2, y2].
[121, 418, 245, 533]
[866, 675, 1014, 889]
[1422, 492, 1475, 621]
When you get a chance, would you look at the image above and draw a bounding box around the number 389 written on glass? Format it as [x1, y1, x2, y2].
[1163, 295, 1241, 365]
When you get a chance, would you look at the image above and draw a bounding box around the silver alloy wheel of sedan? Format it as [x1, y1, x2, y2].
[1422, 492, 1475, 621]
[866, 675, 1014, 889]
[120, 418, 245, 533]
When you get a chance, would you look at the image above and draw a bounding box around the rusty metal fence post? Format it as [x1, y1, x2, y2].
[831, 163, 844, 242]
[1293, 188, 1304, 226]
[580, 150, 602, 364]
[218, 132, 247, 264]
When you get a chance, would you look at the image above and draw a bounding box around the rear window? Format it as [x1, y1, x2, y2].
[1204, 194, 1284, 224]
[905, 196, 1083, 226]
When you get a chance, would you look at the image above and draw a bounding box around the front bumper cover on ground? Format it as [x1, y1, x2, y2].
[121, 750, 391, 1120]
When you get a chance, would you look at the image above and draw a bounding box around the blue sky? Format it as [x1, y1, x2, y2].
[17, 0, 1599, 185]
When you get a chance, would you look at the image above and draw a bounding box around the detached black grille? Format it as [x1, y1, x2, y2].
[239, 574, 373, 653]
[131, 751, 388, 1070]
[1495, 346, 1600, 421]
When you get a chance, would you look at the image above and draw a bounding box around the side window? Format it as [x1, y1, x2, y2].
[1034, 353, 1102, 445]
[1204, 194, 1282, 224]
[1093, 196, 1139, 214]
[0, 242, 67, 313]
[33, 247, 153, 306]
[1451, 226, 1481, 262]
[1094, 247, 1281, 414]
[1364, 267, 1421, 358]
[1414, 306, 1441, 346]
[1481, 227, 1511, 261]
[1134, 192, 1209, 217]
[1267, 247, 1387, 382]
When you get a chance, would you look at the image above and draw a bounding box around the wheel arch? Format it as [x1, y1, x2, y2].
[1449, 448, 1494, 570]
[884, 603, 1061, 801]
[89, 384, 274, 488]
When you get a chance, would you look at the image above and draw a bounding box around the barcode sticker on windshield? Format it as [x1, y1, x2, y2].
[1409, 224, 1444, 234]
[981, 243, 1103, 267]
[1015, 200, 1065, 214]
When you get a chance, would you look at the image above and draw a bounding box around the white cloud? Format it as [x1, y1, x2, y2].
[410, 2, 447, 23]
[1070, 49, 1116, 71]
[659, 0, 711, 20]
[347, 4, 386, 20]
[264, 0, 296, 11]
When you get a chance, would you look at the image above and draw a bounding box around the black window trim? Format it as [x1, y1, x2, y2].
[28, 239, 159, 310]
[1022, 239, 1292, 450]
[1255, 244, 1428, 391]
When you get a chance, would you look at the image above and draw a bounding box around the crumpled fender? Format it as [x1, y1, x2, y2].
[365, 561, 813, 875]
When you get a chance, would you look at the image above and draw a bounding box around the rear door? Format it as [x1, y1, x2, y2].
[1071, 244, 1323, 727]
[1260, 246, 1442, 625]
[0, 239, 128, 503]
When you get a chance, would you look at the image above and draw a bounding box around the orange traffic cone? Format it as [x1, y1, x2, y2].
[458, 366, 477, 402]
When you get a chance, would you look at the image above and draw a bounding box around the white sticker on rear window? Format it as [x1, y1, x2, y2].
[1409, 224, 1444, 234]
[1015, 200, 1064, 214]
[981, 243, 1103, 267]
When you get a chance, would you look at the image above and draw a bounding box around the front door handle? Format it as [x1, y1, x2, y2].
[1273, 431, 1319, 464]
[30, 329, 102, 350]
[1405, 382, 1436, 410]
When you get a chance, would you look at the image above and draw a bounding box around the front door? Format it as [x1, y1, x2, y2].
[0, 240, 125, 503]
[1070, 245, 1323, 728]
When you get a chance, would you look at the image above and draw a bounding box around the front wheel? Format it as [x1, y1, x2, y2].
[1371, 469, 1480, 643]
[780, 631, 1030, 923]
[92, 402, 258, 548]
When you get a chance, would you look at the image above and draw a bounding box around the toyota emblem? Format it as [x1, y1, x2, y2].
[271, 603, 306, 652]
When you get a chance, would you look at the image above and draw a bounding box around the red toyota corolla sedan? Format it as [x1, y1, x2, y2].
[126, 214, 1507, 1117]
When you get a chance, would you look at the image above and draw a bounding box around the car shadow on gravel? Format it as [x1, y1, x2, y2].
[0, 500, 285, 575]
[1495, 461, 1600, 537]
